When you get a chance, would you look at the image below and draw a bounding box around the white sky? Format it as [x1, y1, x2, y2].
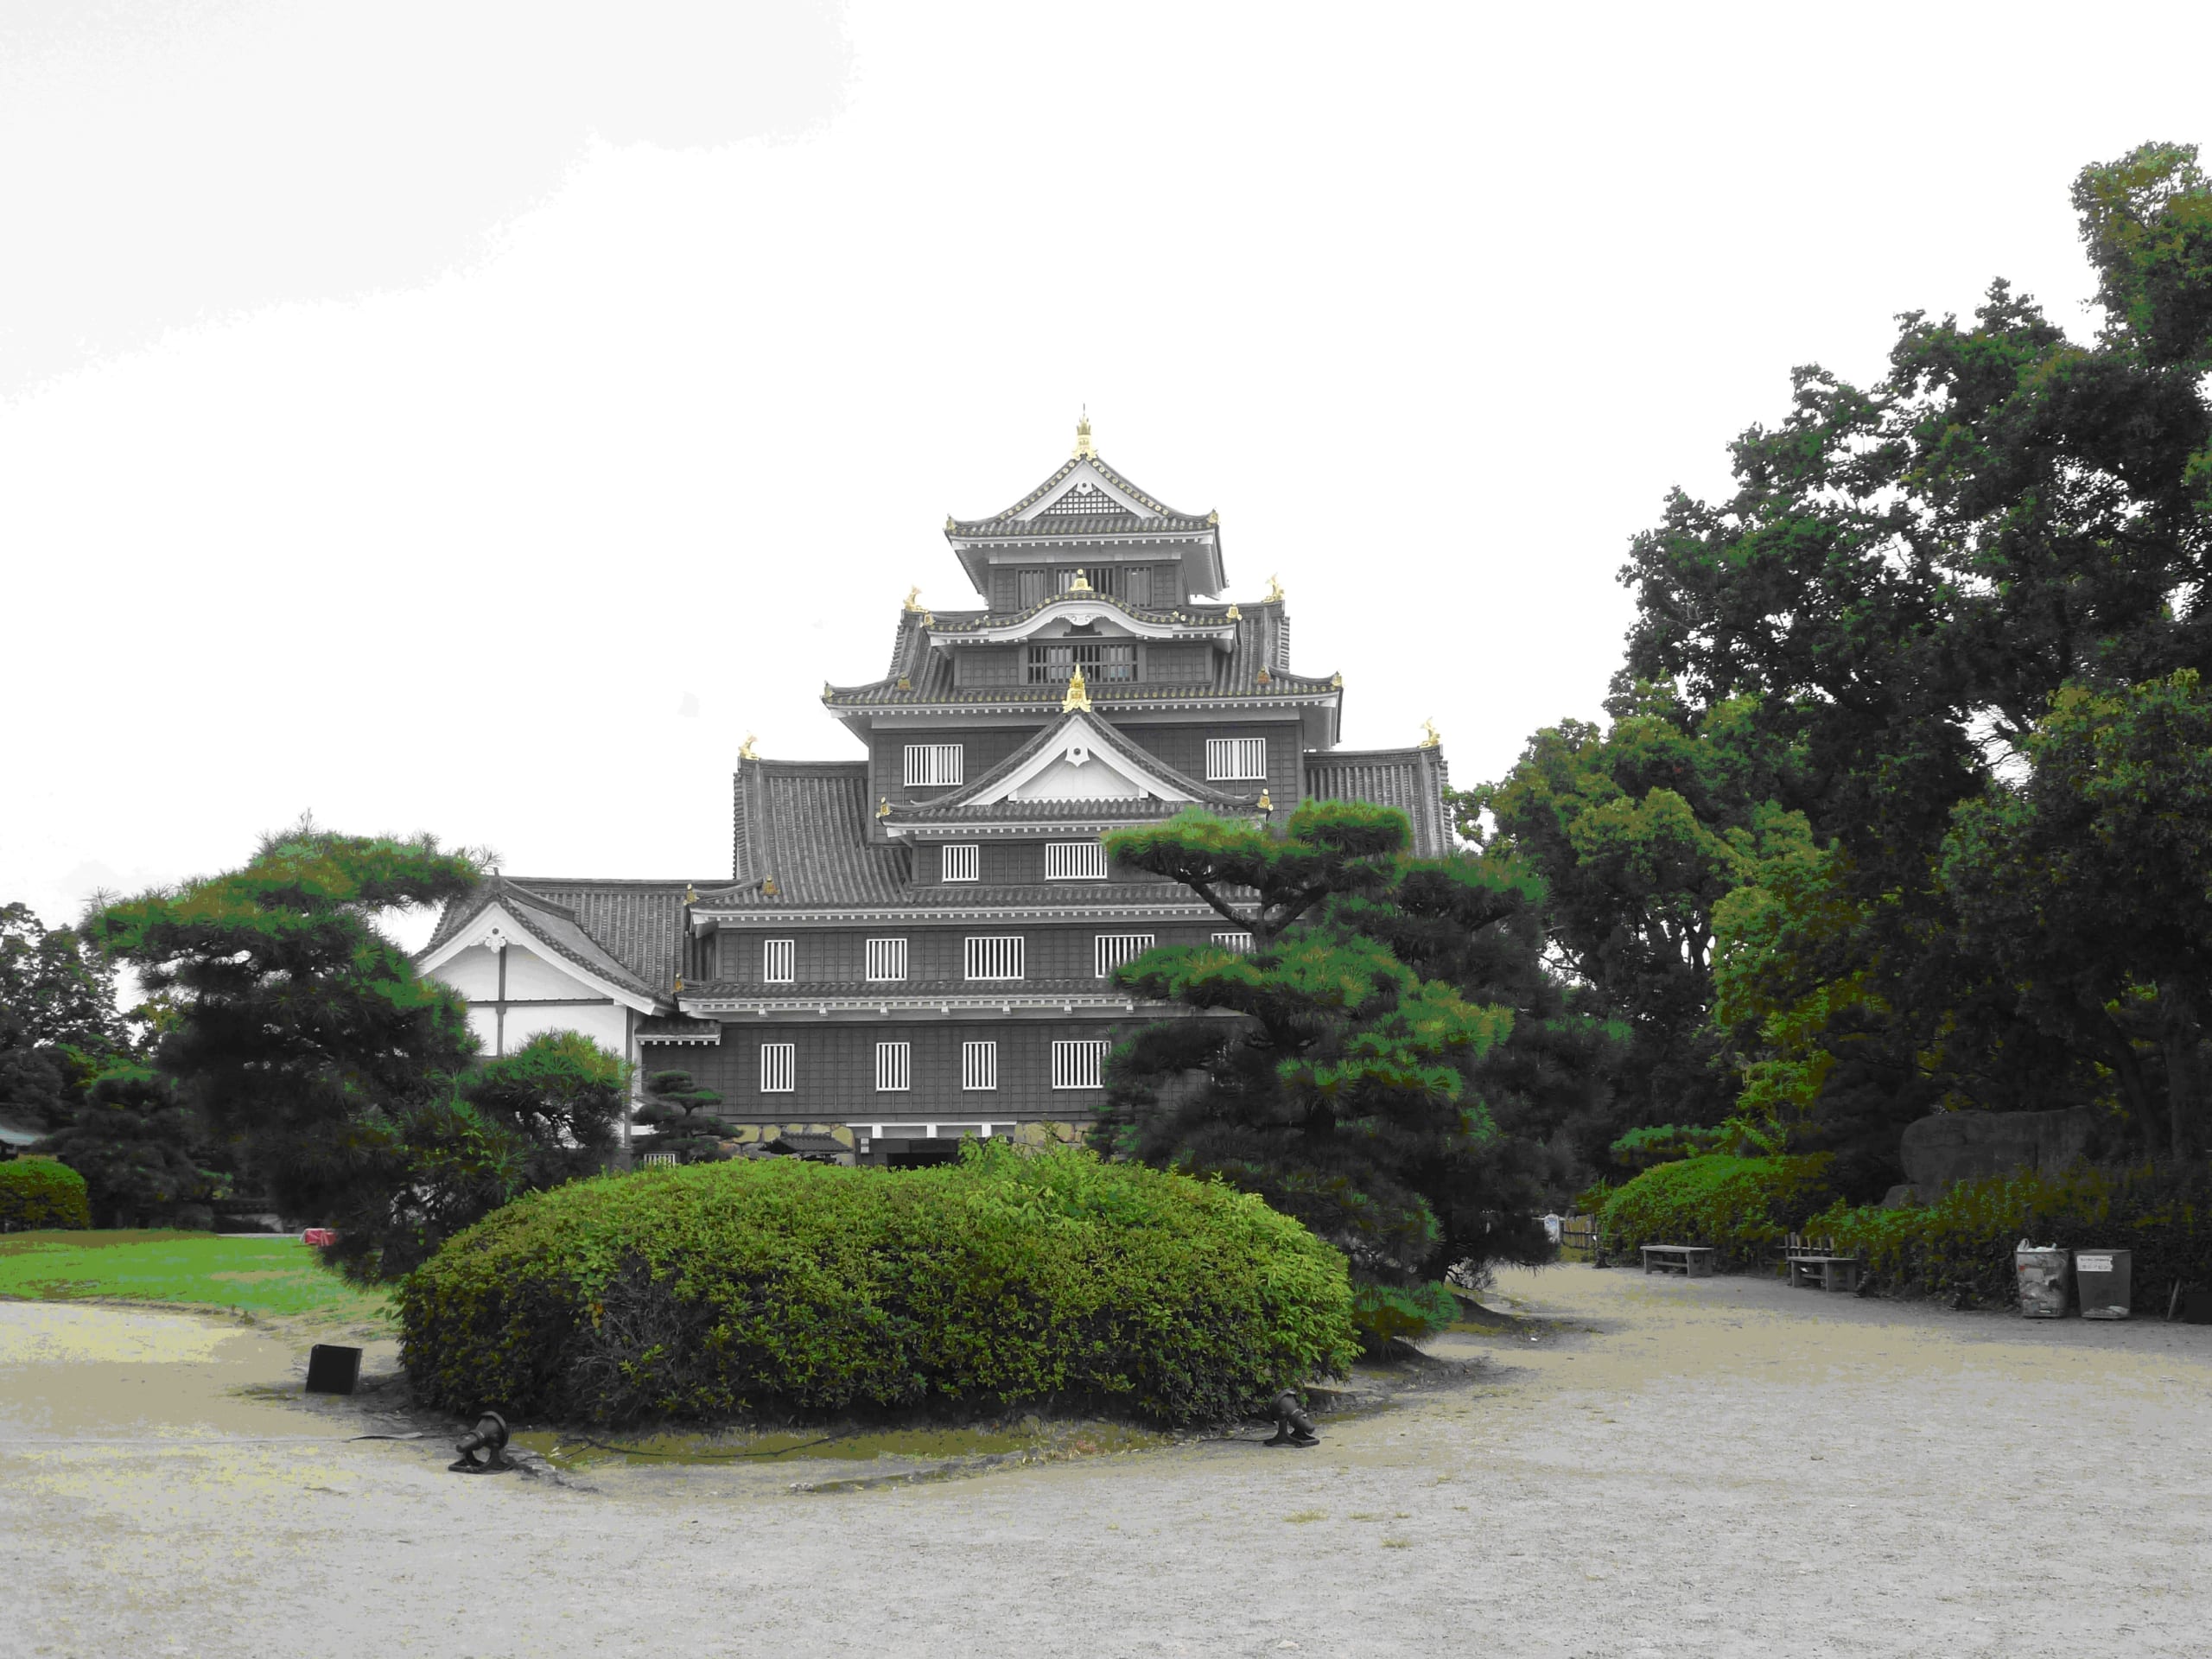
[5, 0, 2209, 951]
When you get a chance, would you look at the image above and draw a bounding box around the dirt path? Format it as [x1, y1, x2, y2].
[3, 1266, 2208, 1658]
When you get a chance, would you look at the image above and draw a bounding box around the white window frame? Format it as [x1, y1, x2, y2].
[1046, 841, 1109, 881]
[1094, 933, 1156, 979]
[760, 1041, 796, 1093]
[904, 744, 964, 788]
[1212, 931, 1256, 954]
[762, 938, 795, 984]
[962, 1040, 998, 1092]
[865, 938, 908, 982]
[963, 936, 1026, 982]
[1052, 1039, 1109, 1090]
[1205, 737, 1268, 781]
[942, 843, 980, 883]
[874, 1041, 912, 1093]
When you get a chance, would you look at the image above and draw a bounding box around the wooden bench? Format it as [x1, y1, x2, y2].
[1640, 1244, 1716, 1278]
[1785, 1253, 1863, 1293]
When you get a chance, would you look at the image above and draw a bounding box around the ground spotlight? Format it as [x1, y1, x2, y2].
[1265, 1390, 1319, 1447]
[448, 1410, 515, 1474]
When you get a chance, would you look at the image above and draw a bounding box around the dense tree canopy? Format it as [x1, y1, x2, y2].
[0, 902, 124, 1134]
[1482, 141, 2212, 1190]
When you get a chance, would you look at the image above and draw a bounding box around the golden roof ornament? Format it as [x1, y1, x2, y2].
[674, 976, 685, 993]
[1256, 666, 1272, 685]
[738, 733, 758, 760]
[1420, 718, 1441, 748]
[896, 676, 912, 690]
[1207, 510, 1220, 526]
[1257, 791, 1274, 812]
[1062, 664, 1092, 713]
[876, 797, 893, 820]
[761, 877, 779, 897]
[920, 611, 933, 627]
[1265, 574, 1285, 603]
[1226, 603, 1242, 620]
[683, 884, 698, 904]
[1072, 410, 1096, 460]
[944, 515, 957, 532]
[1331, 671, 1344, 690]
[903, 585, 922, 612]
[1068, 568, 1094, 593]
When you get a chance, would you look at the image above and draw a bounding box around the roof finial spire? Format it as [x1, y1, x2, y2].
[1420, 718, 1441, 749]
[1073, 407, 1095, 460]
[1062, 664, 1092, 713]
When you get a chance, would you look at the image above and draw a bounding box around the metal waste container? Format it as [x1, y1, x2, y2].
[2015, 1243, 2069, 1319]
[2075, 1249, 2132, 1319]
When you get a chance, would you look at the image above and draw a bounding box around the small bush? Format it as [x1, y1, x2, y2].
[400, 1143, 1357, 1427]
[0, 1159, 92, 1231]
[1815, 1164, 2212, 1309]
[1599, 1154, 1837, 1268]
[1351, 1281, 1461, 1348]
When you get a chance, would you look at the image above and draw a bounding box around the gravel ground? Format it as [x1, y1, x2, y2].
[3, 1264, 2209, 1658]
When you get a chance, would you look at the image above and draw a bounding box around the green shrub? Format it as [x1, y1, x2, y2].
[1815, 1164, 2212, 1309]
[1599, 1154, 1837, 1267]
[1350, 1280, 1461, 1348]
[0, 1159, 92, 1231]
[400, 1142, 1357, 1427]
[1608, 1123, 1730, 1172]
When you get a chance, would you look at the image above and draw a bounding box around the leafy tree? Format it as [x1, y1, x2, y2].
[41, 1065, 214, 1228]
[633, 1070, 728, 1163]
[1593, 141, 2212, 1174]
[1942, 672, 2212, 1160]
[87, 823, 483, 1274]
[1465, 685, 1800, 1163]
[464, 1031, 630, 1187]
[1, 903, 125, 1133]
[1102, 803, 1516, 1339]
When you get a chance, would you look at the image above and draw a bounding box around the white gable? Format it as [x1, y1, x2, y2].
[972, 714, 1198, 805]
[1018, 461, 1151, 522]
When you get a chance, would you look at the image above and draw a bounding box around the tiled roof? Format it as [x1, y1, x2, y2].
[683, 976, 1162, 1000]
[728, 759, 912, 907]
[885, 711, 1256, 826]
[950, 453, 1208, 536]
[830, 599, 1334, 709]
[423, 875, 683, 1002]
[638, 1014, 722, 1043]
[1304, 745, 1454, 859]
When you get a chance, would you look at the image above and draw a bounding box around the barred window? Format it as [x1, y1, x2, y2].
[1212, 931, 1256, 954]
[904, 744, 963, 787]
[865, 938, 908, 982]
[962, 1040, 998, 1091]
[1026, 641, 1136, 684]
[1051, 1039, 1109, 1090]
[1094, 933, 1156, 979]
[941, 843, 980, 883]
[760, 1042, 796, 1093]
[762, 938, 795, 983]
[1205, 737, 1268, 780]
[874, 1041, 911, 1092]
[964, 936, 1026, 981]
[1046, 841, 1108, 880]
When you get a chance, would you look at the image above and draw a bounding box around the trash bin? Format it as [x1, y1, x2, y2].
[2075, 1249, 2132, 1319]
[2015, 1242, 2069, 1319]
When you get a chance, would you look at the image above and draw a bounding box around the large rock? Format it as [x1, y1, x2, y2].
[1896, 1107, 2100, 1202]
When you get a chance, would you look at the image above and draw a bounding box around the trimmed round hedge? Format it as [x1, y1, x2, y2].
[0, 1158, 92, 1231]
[400, 1144, 1357, 1427]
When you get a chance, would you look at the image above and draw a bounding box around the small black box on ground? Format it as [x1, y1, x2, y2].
[2180, 1287, 2212, 1325]
[305, 1344, 363, 1395]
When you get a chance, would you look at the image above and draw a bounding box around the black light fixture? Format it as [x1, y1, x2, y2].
[448, 1410, 515, 1474]
[1264, 1390, 1319, 1447]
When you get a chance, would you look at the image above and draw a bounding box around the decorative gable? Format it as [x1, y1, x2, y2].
[975, 713, 1194, 804]
[1018, 461, 1153, 523]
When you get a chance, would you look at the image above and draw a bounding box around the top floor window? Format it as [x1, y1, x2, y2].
[1027, 642, 1135, 684]
[904, 743, 963, 788]
[1206, 737, 1268, 781]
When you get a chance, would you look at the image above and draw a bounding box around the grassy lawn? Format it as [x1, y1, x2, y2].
[0, 1230, 392, 1326]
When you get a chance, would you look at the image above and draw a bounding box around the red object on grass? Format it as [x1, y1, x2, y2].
[302, 1228, 336, 1247]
